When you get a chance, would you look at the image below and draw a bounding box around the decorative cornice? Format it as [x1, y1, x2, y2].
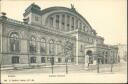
[0, 17, 76, 40]
[85, 44, 118, 50]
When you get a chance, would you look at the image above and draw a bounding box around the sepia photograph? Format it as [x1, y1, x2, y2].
[0, 0, 127, 83]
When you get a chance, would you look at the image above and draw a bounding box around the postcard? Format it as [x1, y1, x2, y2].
[0, 0, 127, 83]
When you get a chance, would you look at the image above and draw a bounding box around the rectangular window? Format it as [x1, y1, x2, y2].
[71, 58, 74, 62]
[35, 16, 39, 21]
[41, 57, 45, 63]
[30, 57, 36, 63]
[58, 58, 62, 63]
[12, 56, 19, 64]
[30, 45, 36, 53]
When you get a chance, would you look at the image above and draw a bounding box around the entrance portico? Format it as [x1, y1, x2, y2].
[84, 48, 97, 68]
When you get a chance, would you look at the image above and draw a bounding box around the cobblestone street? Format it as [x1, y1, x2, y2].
[1, 62, 127, 74]
[1, 62, 127, 83]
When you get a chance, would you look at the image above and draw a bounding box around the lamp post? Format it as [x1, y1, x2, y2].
[111, 59, 113, 72]
[97, 57, 100, 73]
[65, 56, 68, 74]
[111, 52, 114, 72]
[51, 56, 54, 74]
[96, 53, 101, 73]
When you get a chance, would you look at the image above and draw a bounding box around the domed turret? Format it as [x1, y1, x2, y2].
[23, 3, 42, 25]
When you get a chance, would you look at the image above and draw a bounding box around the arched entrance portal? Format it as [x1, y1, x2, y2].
[86, 50, 93, 64]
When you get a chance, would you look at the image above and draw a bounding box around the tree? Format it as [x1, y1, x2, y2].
[62, 39, 73, 74]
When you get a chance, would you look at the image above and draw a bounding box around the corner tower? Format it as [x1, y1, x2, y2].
[23, 3, 42, 25]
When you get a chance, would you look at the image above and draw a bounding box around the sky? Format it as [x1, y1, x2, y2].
[0, 0, 127, 45]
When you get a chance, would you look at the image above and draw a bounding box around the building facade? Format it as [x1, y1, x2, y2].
[0, 3, 118, 67]
[116, 44, 127, 62]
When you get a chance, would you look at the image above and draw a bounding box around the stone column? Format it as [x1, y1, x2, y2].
[108, 51, 111, 64]
[55, 43, 57, 56]
[46, 42, 49, 56]
[84, 55, 88, 68]
[75, 19, 78, 29]
[78, 20, 80, 30]
[74, 18, 76, 30]
[53, 15, 56, 28]
[75, 38, 79, 65]
[59, 14, 61, 30]
[69, 16, 71, 31]
[81, 23, 83, 31]
[60, 14, 62, 30]
[63, 15, 66, 31]
[73, 17, 75, 30]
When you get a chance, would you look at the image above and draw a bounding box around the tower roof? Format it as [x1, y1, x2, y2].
[23, 3, 42, 16]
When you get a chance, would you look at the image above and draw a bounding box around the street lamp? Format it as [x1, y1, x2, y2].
[50, 56, 54, 74]
[48, 56, 54, 74]
[65, 56, 68, 74]
[97, 56, 100, 73]
[111, 52, 114, 72]
[96, 53, 101, 73]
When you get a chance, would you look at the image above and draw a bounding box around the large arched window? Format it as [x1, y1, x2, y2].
[9, 32, 20, 52]
[49, 17, 53, 27]
[56, 41, 62, 55]
[86, 50, 93, 64]
[29, 36, 36, 53]
[49, 40, 54, 55]
[56, 15, 59, 28]
[40, 38, 46, 54]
